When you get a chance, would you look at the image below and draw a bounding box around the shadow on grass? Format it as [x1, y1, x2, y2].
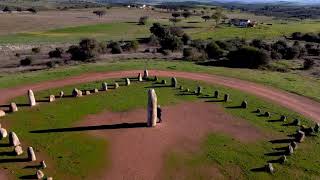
[30, 122, 148, 133]
[267, 119, 283, 122]
[23, 165, 41, 169]
[0, 151, 16, 156]
[269, 138, 294, 144]
[226, 106, 242, 109]
[0, 143, 11, 147]
[205, 100, 225, 102]
[267, 159, 282, 163]
[264, 151, 286, 156]
[19, 174, 36, 179]
[0, 158, 28, 163]
[250, 167, 266, 172]
[176, 93, 196, 96]
[144, 85, 172, 88]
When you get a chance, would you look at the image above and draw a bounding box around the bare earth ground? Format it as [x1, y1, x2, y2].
[0, 70, 320, 122]
[79, 102, 265, 180]
[0, 8, 169, 35]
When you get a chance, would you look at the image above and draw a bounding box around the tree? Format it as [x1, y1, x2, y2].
[150, 23, 170, 39]
[182, 33, 191, 45]
[49, 48, 64, 58]
[303, 59, 315, 70]
[160, 35, 183, 52]
[172, 12, 181, 19]
[211, 9, 223, 26]
[93, 10, 106, 18]
[182, 11, 192, 19]
[67, 38, 101, 61]
[201, 15, 211, 22]
[169, 18, 182, 25]
[206, 41, 224, 59]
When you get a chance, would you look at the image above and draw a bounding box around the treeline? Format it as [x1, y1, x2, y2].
[291, 32, 320, 43]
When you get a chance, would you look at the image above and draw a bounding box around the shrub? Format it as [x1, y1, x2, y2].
[93, 10, 106, 18]
[291, 32, 303, 40]
[49, 48, 64, 58]
[271, 50, 282, 60]
[215, 40, 229, 50]
[227, 46, 270, 69]
[150, 23, 170, 39]
[67, 38, 100, 61]
[139, 16, 149, 25]
[182, 11, 192, 19]
[20, 57, 32, 66]
[16, 7, 22, 12]
[3, 6, 12, 12]
[159, 35, 183, 51]
[206, 41, 224, 59]
[31, 47, 40, 54]
[182, 33, 191, 45]
[284, 46, 300, 60]
[169, 27, 184, 37]
[172, 12, 181, 19]
[148, 35, 159, 46]
[27, 7, 37, 14]
[123, 40, 139, 52]
[272, 40, 288, 56]
[303, 59, 315, 70]
[108, 41, 123, 54]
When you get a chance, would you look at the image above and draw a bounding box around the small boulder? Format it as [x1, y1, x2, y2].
[72, 88, 82, 97]
[40, 160, 47, 169]
[186, 88, 190, 92]
[9, 132, 20, 146]
[154, 76, 158, 81]
[27, 147, 36, 161]
[0, 110, 5, 117]
[85, 91, 91, 95]
[279, 155, 287, 164]
[161, 80, 166, 85]
[292, 119, 301, 126]
[314, 123, 320, 133]
[290, 141, 298, 150]
[179, 86, 184, 90]
[49, 95, 55, 102]
[36, 170, 44, 179]
[9, 102, 18, 112]
[93, 88, 99, 93]
[0, 128, 7, 139]
[14, 145, 23, 156]
[264, 112, 271, 117]
[196, 86, 202, 95]
[265, 163, 274, 174]
[286, 145, 294, 155]
[256, 108, 261, 113]
[47, 177, 53, 180]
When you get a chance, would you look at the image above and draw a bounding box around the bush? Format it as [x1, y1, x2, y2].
[159, 35, 183, 51]
[31, 47, 40, 54]
[123, 40, 139, 52]
[227, 46, 270, 68]
[183, 48, 206, 61]
[49, 48, 64, 58]
[284, 46, 300, 60]
[169, 27, 184, 37]
[215, 40, 229, 50]
[271, 50, 282, 60]
[148, 35, 159, 46]
[108, 41, 123, 54]
[3, 6, 12, 12]
[67, 38, 100, 61]
[182, 33, 191, 45]
[20, 57, 32, 66]
[206, 41, 224, 59]
[27, 7, 37, 14]
[303, 59, 315, 70]
[150, 23, 170, 39]
[139, 16, 149, 25]
[272, 40, 288, 56]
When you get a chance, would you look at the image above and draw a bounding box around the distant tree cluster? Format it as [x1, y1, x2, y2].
[291, 32, 320, 43]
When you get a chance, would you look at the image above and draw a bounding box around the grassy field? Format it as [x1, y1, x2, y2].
[1, 76, 319, 179]
[1, 60, 320, 102]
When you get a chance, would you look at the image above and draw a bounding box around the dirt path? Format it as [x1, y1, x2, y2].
[79, 102, 265, 180]
[0, 70, 319, 122]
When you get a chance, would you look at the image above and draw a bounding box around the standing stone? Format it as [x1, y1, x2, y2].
[138, 73, 143, 82]
[214, 90, 219, 98]
[49, 95, 55, 102]
[171, 77, 178, 88]
[72, 88, 82, 97]
[85, 91, 91, 95]
[291, 141, 298, 150]
[115, 83, 119, 89]
[279, 155, 287, 164]
[241, 101, 248, 109]
[28, 89, 36, 106]
[186, 88, 190, 92]
[265, 163, 274, 173]
[27, 147, 36, 161]
[47, 177, 53, 180]
[264, 112, 271, 117]
[125, 78, 131, 86]
[0, 128, 8, 139]
[102, 82, 108, 91]
[40, 160, 47, 169]
[161, 80, 166, 85]
[154, 76, 158, 81]
[179, 86, 184, 90]
[143, 69, 149, 79]
[0, 110, 5, 117]
[59, 91, 64, 98]
[293, 119, 301, 126]
[36, 170, 44, 179]
[9, 132, 20, 146]
[280, 115, 287, 122]
[315, 123, 320, 133]
[147, 89, 158, 127]
[196, 86, 202, 95]
[14, 145, 23, 156]
[224, 94, 230, 102]
[296, 130, 305, 143]
[94, 88, 99, 93]
[287, 145, 294, 155]
[256, 108, 261, 113]
[9, 102, 18, 112]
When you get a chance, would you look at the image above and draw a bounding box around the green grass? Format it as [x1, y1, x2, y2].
[2, 77, 319, 179]
[1, 60, 320, 102]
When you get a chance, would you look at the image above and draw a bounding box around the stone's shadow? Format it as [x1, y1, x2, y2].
[267, 159, 281, 163]
[19, 174, 36, 179]
[23, 165, 41, 169]
[197, 96, 214, 99]
[16, 104, 30, 107]
[226, 106, 242, 109]
[269, 138, 294, 144]
[205, 100, 224, 102]
[0, 105, 9, 108]
[144, 85, 172, 88]
[30, 122, 148, 133]
[0, 143, 11, 147]
[37, 99, 49, 103]
[0, 158, 29, 163]
[176, 93, 196, 96]
[273, 146, 288, 151]
[0, 151, 16, 156]
[268, 119, 283, 122]
[264, 151, 286, 156]
[250, 167, 266, 172]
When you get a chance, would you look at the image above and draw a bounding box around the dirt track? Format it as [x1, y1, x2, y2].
[0, 70, 319, 122]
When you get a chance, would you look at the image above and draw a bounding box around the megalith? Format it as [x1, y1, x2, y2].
[72, 88, 82, 97]
[49, 95, 55, 102]
[147, 89, 158, 127]
[59, 91, 64, 98]
[27, 146, 36, 161]
[102, 82, 108, 91]
[126, 78, 131, 86]
[28, 89, 36, 106]
[9, 132, 20, 146]
[138, 73, 143, 82]
[10, 102, 18, 112]
[0, 110, 5, 117]
[36, 170, 44, 179]
[0, 128, 8, 139]
[14, 145, 23, 156]
[171, 77, 178, 88]
[143, 69, 149, 79]
[115, 83, 119, 89]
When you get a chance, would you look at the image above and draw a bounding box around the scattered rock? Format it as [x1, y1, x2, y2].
[9, 132, 20, 146]
[224, 94, 230, 102]
[138, 73, 143, 82]
[280, 115, 287, 122]
[147, 89, 158, 127]
[102, 82, 108, 91]
[315, 123, 320, 133]
[115, 83, 119, 89]
[179, 86, 183, 90]
[59, 91, 64, 98]
[27, 147, 36, 161]
[0, 128, 7, 139]
[214, 90, 219, 98]
[36, 170, 44, 179]
[143, 69, 149, 79]
[265, 163, 274, 173]
[49, 95, 55, 102]
[256, 108, 261, 113]
[47, 177, 53, 180]
[0, 110, 5, 117]
[40, 160, 47, 169]
[9, 102, 18, 112]
[241, 100, 248, 109]
[85, 91, 91, 95]
[301, 126, 314, 136]
[186, 88, 190, 92]
[171, 77, 178, 88]
[28, 89, 36, 106]
[154, 76, 158, 81]
[125, 78, 131, 86]
[296, 130, 305, 143]
[14, 145, 23, 156]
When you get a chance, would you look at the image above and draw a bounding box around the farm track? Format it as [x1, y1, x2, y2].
[0, 70, 319, 123]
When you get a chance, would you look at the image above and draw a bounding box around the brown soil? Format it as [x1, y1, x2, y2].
[79, 102, 265, 180]
[0, 70, 319, 123]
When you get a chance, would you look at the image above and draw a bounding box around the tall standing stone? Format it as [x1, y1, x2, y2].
[214, 90, 219, 98]
[143, 69, 149, 79]
[40, 160, 47, 169]
[224, 94, 230, 102]
[27, 147, 36, 161]
[28, 89, 36, 106]
[9, 132, 20, 146]
[196, 86, 202, 95]
[126, 78, 131, 86]
[115, 83, 119, 89]
[59, 91, 64, 98]
[102, 82, 108, 91]
[138, 73, 143, 82]
[296, 130, 305, 143]
[10, 102, 18, 112]
[147, 89, 158, 127]
[171, 77, 178, 88]
[0, 128, 8, 139]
